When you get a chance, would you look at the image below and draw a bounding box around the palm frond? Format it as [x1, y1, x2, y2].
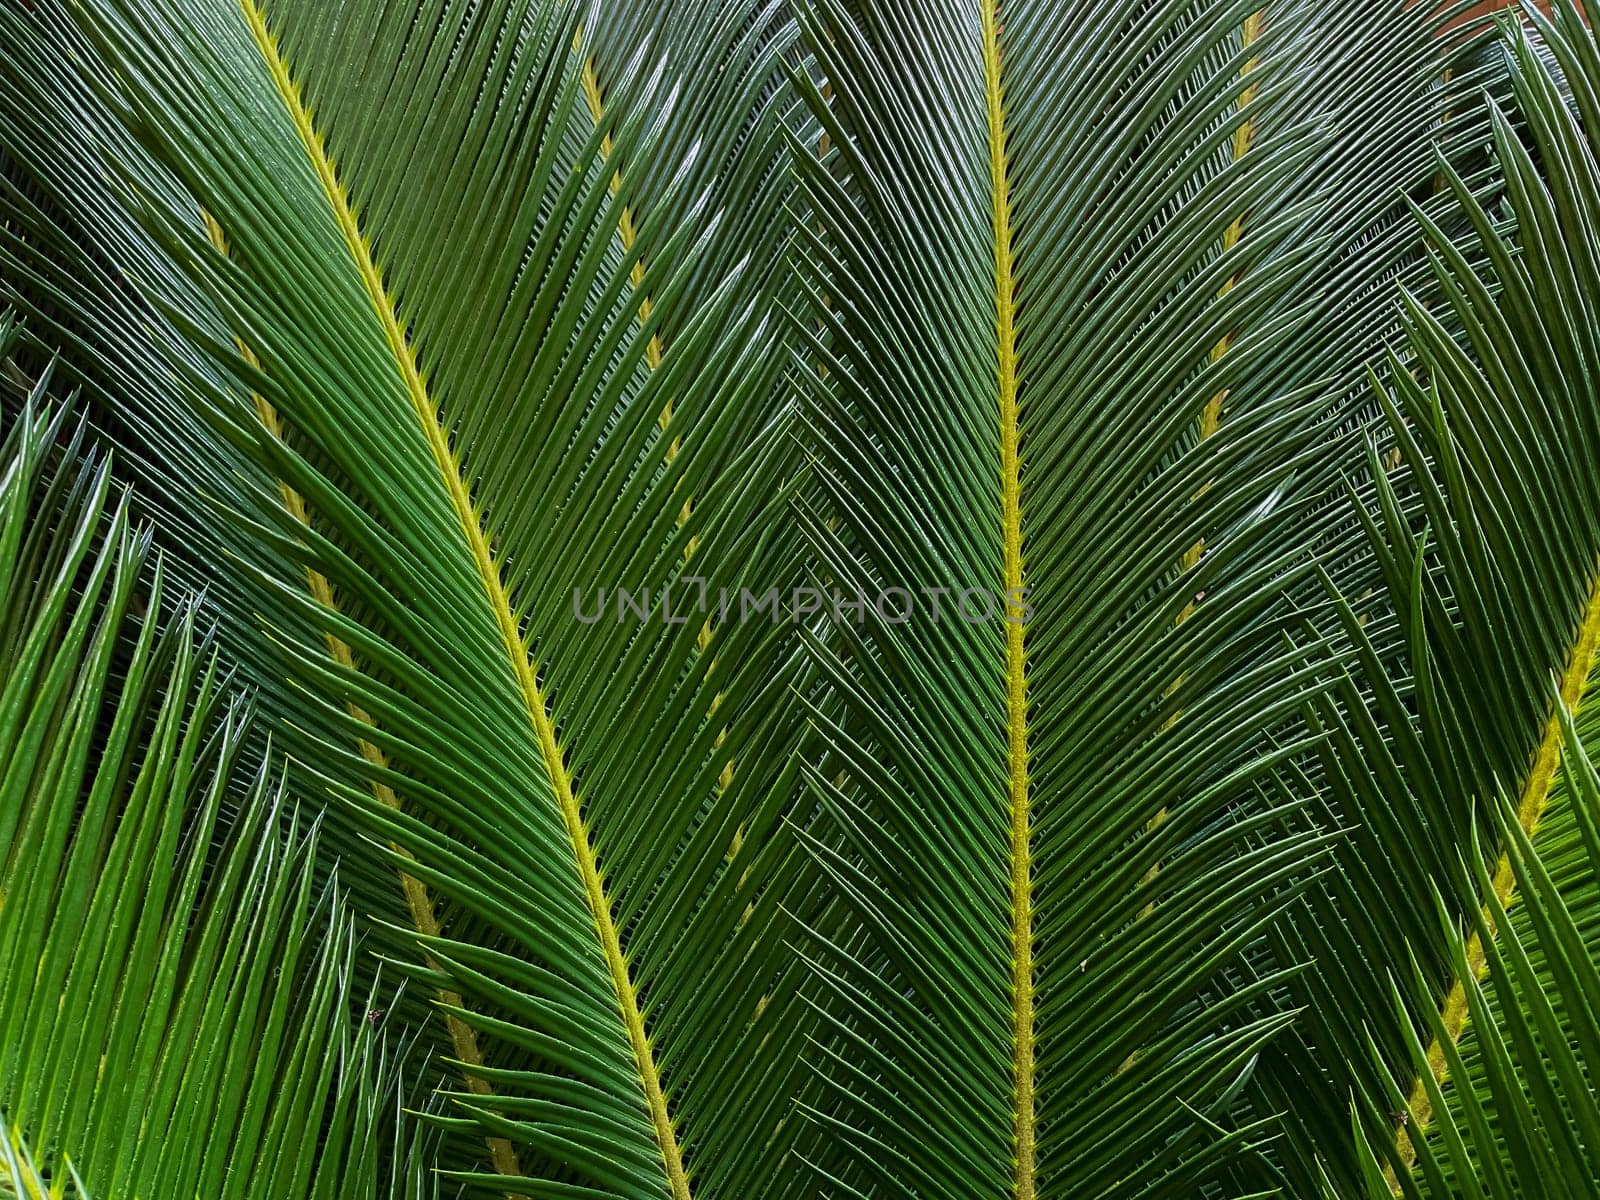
[0, 361, 411, 1199]
[5, 0, 1600, 1195]
[0, 1, 823, 1194]
[1352, 699, 1600, 1197]
[1300, 3, 1600, 1190]
[777, 1, 1506, 1196]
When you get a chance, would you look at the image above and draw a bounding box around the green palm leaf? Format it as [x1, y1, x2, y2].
[0, 360, 418, 1199]
[3, 0, 1599, 1195]
[778, 0, 1514, 1196]
[1309, 3, 1600, 1190]
[1349, 700, 1600, 1198]
[0, 1, 822, 1194]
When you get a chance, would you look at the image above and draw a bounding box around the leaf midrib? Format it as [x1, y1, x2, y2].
[239, 4, 692, 1196]
[981, 4, 1033, 1197]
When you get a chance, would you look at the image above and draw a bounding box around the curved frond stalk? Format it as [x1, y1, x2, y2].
[237, 6, 691, 1190]
[0, 0, 818, 1194]
[1395, 568, 1600, 1171]
[1321, 2, 1600, 1187]
[579, 43, 698, 542]
[1145, 10, 1263, 913]
[2, 0, 1581, 1196]
[0, 6, 430, 1029]
[581, 50, 670, 396]
[1194, 9, 1263, 500]
[1129, 6, 1519, 1189]
[1356, 696, 1600, 1197]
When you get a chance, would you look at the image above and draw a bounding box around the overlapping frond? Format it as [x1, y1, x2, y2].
[777, 1, 1504, 1196]
[1191, 8, 1541, 1190]
[0, 0, 821, 1194]
[0, 363, 414, 1200]
[4, 0, 1599, 1195]
[1302, 4, 1600, 1190]
[1351, 700, 1600, 1197]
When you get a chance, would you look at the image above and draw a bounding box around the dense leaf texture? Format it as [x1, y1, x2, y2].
[1, 0, 1599, 1196]
[0, 0, 823, 1194]
[1324, 3, 1600, 1191]
[779, 0, 1516, 1196]
[0, 362, 410, 1199]
[1352, 704, 1600, 1198]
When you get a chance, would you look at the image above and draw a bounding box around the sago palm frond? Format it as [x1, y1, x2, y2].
[2, 0, 1599, 1196]
[1300, 3, 1600, 1191]
[776, 0, 1522, 1196]
[1351, 704, 1600, 1198]
[0, 0, 824, 1195]
[0, 356, 421, 1200]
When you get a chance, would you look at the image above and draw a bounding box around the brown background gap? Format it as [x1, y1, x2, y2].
[1450, 0, 1586, 27]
